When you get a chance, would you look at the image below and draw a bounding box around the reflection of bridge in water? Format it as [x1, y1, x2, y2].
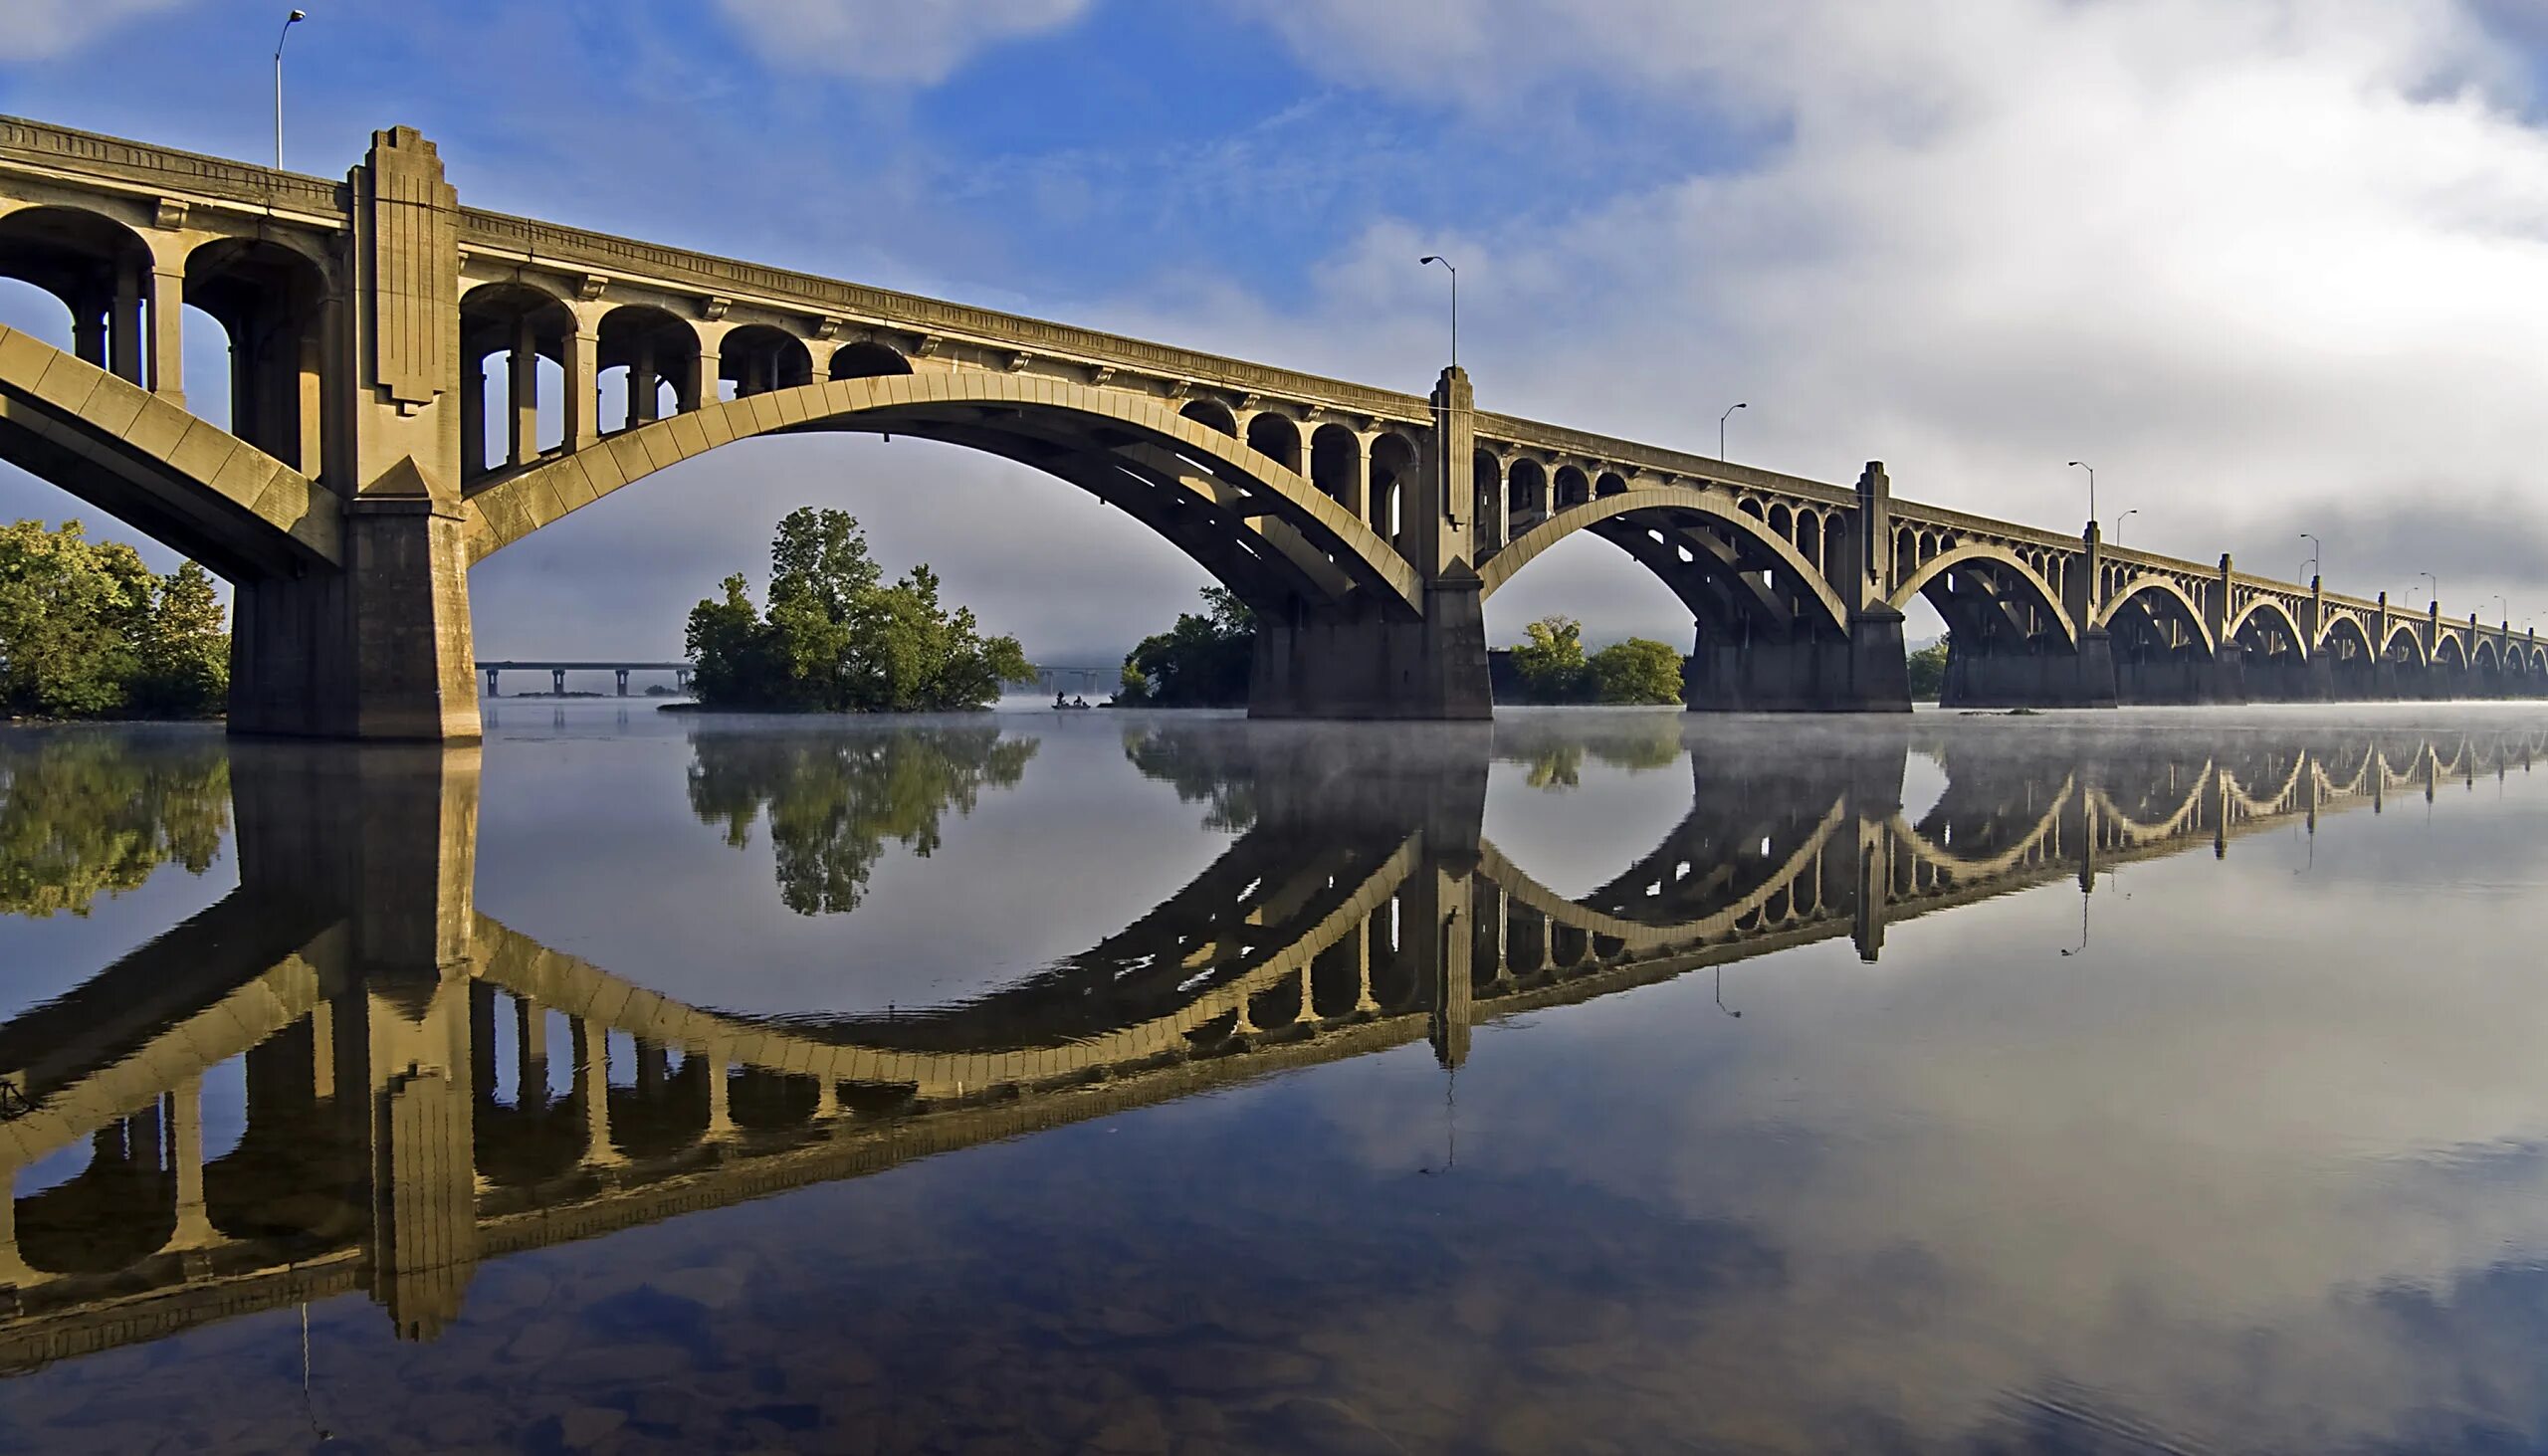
[0, 722, 2540, 1373]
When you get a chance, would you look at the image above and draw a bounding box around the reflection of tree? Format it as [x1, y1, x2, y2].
[686, 728, 1037, 915]
[1120, 730, 1256, 832]
[0, 731, 230, 917]
[1513, 725, 1684, 791]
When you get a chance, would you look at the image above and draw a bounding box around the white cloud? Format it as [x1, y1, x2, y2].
[0, 0, 193, 61]
[1182, 0, 2548, 627]
[714, 0, 1093, 84]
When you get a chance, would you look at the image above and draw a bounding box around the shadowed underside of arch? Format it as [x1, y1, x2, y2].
[461, 373, 1422, 617]
[1479, 487, 1852, 636]
[0, 325, 338, 576]
[1889, 544, 2078, 650]
[2225, 597, 2311, 660]
[2096, 574, 2216, 654]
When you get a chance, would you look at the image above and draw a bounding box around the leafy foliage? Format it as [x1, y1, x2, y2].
[1907, 639, 1952, 701]
[0, 731, 231, 917]
[1115, 586, 1255, 707]
[1505, 615, 1685, 705]
[687, 727, 1038, 916]
[0, 520, 229, 720]
[685, 509, 1032, 713]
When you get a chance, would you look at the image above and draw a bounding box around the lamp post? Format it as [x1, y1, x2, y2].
[2299, 532, 2321, 583]
[274, 10, 307, 173]
[1719, 401, 1746, 461]
[2419, 571, 2440, 609]
[2114, 508, 2140, 544]
[2489, 593, 2509, 623]
[1417, 255, 1457, 371]
[2067, 461, 2095, 529]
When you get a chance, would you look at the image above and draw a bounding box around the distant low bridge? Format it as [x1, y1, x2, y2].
[477, 660, 690, 697]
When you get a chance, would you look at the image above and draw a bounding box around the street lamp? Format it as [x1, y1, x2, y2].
[2067, 461, 2095, 528]
[1719, 401, 1746, 461]
[2299, 532, 2321, 582]
[2489, 593, 2509, 623]
[1417, 255, 1457, 371]
[2114, 507, 2140, 544]
[274, 10, 307, 173]
[2419, 571, 2440, 609]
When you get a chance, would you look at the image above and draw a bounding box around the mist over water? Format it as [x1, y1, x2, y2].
[3, 703, 2548, 1453]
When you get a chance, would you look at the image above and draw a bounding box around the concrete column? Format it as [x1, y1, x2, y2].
[148, 266, 185, 406]
[575, 1019, 622, 1167]
[515, 995, 548, 1107]
[551, 668, 566, 697]
[703, 1040, 736, 1143]
[166, 1077, 220, 1251]
[630, 337, 659, 424]
[565, 330, 600, 449]
[1342, 431, 1372, 523]
[813, 1078, 840, 1121]
[0, 1172, 44, 1289]
[1483, 452, 1509, 553]
[70, 298, 106, 366]
[1352, 918, 1379, 1014]
[109, 260, 145, 385]
[460, 354, 487, 478]
[311, 999, 335, 1102]
[682, 350, 718, 414]
[484, 667, 500, 698]
[1295, 959, 1320, 1026]
[508, 319, 539, 466]
[615, 669, 630, 697]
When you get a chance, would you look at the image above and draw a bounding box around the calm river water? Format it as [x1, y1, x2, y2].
[3, 704, 2548, 1454]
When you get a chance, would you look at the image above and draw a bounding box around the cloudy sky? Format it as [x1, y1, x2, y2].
[7, 0, 2548, 663]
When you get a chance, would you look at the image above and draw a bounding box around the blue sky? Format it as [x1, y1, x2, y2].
[8, 0, 2548, 660]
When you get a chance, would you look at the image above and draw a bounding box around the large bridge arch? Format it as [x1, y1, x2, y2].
[461, 373, 1423, 619]
[2224, 597, 2312, 662]
[2095, 574, 2216, 655]
[1479, 486, 1851, 636]
[1888, 544, 2077, 651]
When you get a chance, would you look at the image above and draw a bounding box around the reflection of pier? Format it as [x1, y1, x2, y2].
[0, 723, 2539, 1374]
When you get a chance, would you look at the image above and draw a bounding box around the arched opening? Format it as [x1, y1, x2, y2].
[1370, 432, 1419, 546]
[1178, 397, 1238, 437]
[460, 281, 575, 479]
[14, 1115, 178, 1275]
[1474, 449, 1505, 551]
[1243, 410, 1302, 474]
[1308, 422, 1363, 511]
[830, 339, 913, 380]
[596, 304, 699, 433]
[0, 206, 157, 386]
[720, 323, 814, 399]
[2105, 580, 2213, 704]
[2318, 615, 2379, 701]
[184, 238, 330, 476]
[1505, 458, 1549, 537]
[1594, 471, 1628, 500]
[1554, 466, 1591, 510]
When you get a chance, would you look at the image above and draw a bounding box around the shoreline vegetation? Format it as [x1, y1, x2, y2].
[0, 520, 229, 724]
[684, 509, 1032, 715]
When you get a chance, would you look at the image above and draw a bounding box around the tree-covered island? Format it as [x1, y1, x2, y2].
[0, 520, 229, 722]
[684, 509, 1033, 713]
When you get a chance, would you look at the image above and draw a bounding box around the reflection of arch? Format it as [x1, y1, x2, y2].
[2095, 574, 2216, 654]
[1477, 797, 1850, 953]
[1888, 544, 2078, 650]
[1480, 487, 1851, 636]
[1895, 776, 2077, 878]
[463, 374, 1424, 617]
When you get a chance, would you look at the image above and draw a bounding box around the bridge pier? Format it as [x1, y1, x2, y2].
[1943, 630, 2118, 709]
[1684, 611, 1911, 713]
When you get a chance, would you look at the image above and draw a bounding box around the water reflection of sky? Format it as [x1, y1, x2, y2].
[6, 704, 2548, 1452]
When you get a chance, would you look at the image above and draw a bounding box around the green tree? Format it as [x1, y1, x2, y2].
[1907, 639, 1952, 701]
[1116, 586, 1254, 707]
[1587, 637, 1685, 704]
[684, 509, 1032, 713]
[686, 727, 1038, 915]
[0, 520, 226, 721]
[1507, 615, 1592, 703]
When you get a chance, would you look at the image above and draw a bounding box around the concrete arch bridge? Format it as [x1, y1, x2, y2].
[5, 116, 2543, 735]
